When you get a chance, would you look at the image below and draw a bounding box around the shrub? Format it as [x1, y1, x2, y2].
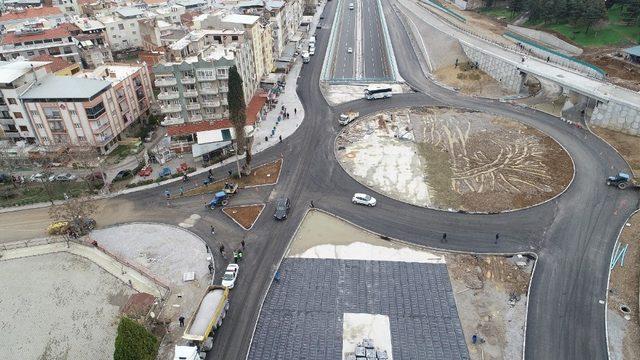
[114, 317, 158, 360]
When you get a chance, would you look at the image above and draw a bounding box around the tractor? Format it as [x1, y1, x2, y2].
[606, 172, 639, 190]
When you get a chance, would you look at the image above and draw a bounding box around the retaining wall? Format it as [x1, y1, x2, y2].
[590, 102, 640, 136]
[460, 42, 524, 93]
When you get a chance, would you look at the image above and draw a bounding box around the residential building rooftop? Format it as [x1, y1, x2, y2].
[623, 45, 640, 57]
[85, 64, 142, 83]
[0, 6, 62, 22]
[73, 18, 106, 32]
[115, 7, 144, 18]
[21, 75, 111, 100]
[0, 60, 49, 84]
[175, 0, 207, 8]
[222, 14, 260, 25]
[1, 25, 76, 46]
[31, 54, 75, 73]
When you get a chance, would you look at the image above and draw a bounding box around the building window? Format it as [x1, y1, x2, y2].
[26, 51, 35, 56]
[232, 36, 238, 41]
[78, 136, 86, 142]
[36, 123, 44, 129]
[74, 123, 81, 129]
[118, 24, 124, 30]
[19, 126, 27, 132]
[1, 111, 10, 118]
[8, 98, 17, 105]
[49, 121, 65, 132]
[43, 108, 62, 119]
[85, 102, 105, 119]
[69, 109, 77, 115]
[13, 112, 23, 118]
[217, 68, 227, 77]
[30, 110, 39, 116]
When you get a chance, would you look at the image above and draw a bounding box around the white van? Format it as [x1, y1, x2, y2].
[309, 45, 315, 56]
[349, 3, 354, 10]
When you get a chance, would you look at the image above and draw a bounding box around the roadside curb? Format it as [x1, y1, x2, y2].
[333, 105, 577, 215]
[222, 203, 266, 231]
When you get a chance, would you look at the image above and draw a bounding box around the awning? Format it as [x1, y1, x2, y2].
[191, 140, 231, 157]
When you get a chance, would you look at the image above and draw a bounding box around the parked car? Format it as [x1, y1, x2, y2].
[347, 47, 353, 53]
[29, 173, 48, 182]
[352, 193, 377, 207]
[274, 197, 291, 220]
[113, 169, 133, 181]
[50, 173, 77, 182]
[221, 263, 239, 289]
[137, 165, 152, 177]
[84, 171, 106, 182]
[158, 167, 172, 178]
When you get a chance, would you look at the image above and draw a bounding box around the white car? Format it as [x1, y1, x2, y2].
[221, 263, 239, 289]
[50, 173, 77, 182]
[29, 173, 47, 182]
[352, 193, 377, 207]
[347, 47, 353, 54]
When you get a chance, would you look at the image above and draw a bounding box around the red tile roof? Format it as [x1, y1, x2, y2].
[246, 93, 267, 124]
[0, 7, 62, 22]
[31, 54, 74, 73]
[1, 25, 75, 45]
[167, 117, 257, 137]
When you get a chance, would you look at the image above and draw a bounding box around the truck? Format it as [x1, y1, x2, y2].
[174, 285, 230, 360]
[606, 172, 640, 190]
[339, 111, 359, 125]
[302, 51, 310, 63]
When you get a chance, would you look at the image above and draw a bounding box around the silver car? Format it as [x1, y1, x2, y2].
[352, 193, 377, 207]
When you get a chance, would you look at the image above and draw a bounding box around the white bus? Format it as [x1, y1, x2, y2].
[364, 87, 392, 100]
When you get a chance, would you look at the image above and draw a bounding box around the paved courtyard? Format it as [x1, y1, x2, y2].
[248, 258, 469, 360]
[0, 252, 135, 360]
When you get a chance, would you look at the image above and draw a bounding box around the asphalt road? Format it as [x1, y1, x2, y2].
[1, 0, 639, 359]
[330, 0, 390, 80]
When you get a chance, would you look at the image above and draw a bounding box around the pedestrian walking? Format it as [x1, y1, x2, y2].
[294, 108, 297, 115]
[442, 233, 447, 243]
[274, 270, 281, 282]
[208, 263, 213, 274]
[228, 170, 232, 176]
[472, 334, 477, 344]
[219, 244, 225, 254]
[211, 225, 215, 235]
[241, 240, 245, 250]
[208, 169, 213, 177]
[279, 135, 282, 143]
[179, 186, 184, 196]
[265, 136, 269, 142]
[310, 200, 315, 208]
[238, 250, 244, 261]
[179, 316, 185, 327]
[233, 251, 239, 263]
[164, 189, 170, 199]
[495, 233, 499, 244]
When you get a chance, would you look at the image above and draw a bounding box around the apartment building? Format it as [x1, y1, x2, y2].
[0, 23, 81, 64]
[32, 54, 81, 75]
[0, 7, 66, 32]
[20, 64, 153, 153]
[0, 60, 50, 142]
[97, 7, 144, 52]
[72, 18, 114, 68]
[139, 18, 185, 51]
[51, 0, 83, 14]
[164, 29, 257, 104]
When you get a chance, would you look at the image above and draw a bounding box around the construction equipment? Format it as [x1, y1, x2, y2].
[339, 111, 359, 125]
[606, 172, 639, 190]
[175, 285, 229, 360]
[206, 191, 229, 209]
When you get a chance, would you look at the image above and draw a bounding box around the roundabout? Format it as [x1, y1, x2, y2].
[336, 106, 574, 213]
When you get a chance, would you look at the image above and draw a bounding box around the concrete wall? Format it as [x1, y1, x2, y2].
[460, 42, 524, 93]
[507, 25, 582, 56]
[590, 101, 640, 136]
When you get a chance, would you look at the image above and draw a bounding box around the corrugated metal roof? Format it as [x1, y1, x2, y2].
[624, 45, 640, 57]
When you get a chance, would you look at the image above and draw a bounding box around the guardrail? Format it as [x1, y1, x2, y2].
[321, 0, 344, 81]
[421, 0, 466, 23]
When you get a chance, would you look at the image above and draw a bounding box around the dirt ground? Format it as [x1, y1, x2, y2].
[607, 213, 640, 360]
[183, 159, 282, 197]
[581, 48, 640, 92]
[222, 204, 265, 230]
[447, 253, 533, 360]
[337, 107, 573, 212]
[592, 126, 640, 175]
[434, 64, 512, 99]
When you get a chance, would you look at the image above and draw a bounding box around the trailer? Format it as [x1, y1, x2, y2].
[175, 286, 229, 360]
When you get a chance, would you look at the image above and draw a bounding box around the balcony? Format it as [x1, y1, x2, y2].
[202, 100, 220, 108]
[0, 104, 8, 111]
[221, 98, 228, 106]
[219, 86, 229, 93]
[92, 121, 111, 134]
[157, 91, 179, 100]
[161, 116, 184, 126]
[155, 77, 177, 87]
[197, 74, 216, 81]
[200, 87, 218, 95]
[181, 76, 196, 84]
[160, 104, 181, 114]
[183, 89, 198, 98]
[189, 114, 202, 122]
[185, 103, 201, 111]
[217, 73, 228, 80]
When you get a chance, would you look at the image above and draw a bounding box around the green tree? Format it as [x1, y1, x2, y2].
[227, 65, 252, 175]
[114, 317, 158, 360]
[582, 0, 607, 32]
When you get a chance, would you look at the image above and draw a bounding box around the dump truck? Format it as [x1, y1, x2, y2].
[606, 172, 639, 190]
[339, 111, 359, 125]
[174, 285, 229, 360]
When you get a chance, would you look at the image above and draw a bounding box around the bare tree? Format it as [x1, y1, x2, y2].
[48, 195, 97, 239]
[0, 143, 23, 189]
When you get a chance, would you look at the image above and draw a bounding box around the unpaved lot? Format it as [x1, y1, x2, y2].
[607, 213, 640, 360]
[222, 204, 265, 230]
[0, 252, 135, 360]
[592, 126, 640, 175]
[434, 63, 512, 98]
[336, 107, 573, 212]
